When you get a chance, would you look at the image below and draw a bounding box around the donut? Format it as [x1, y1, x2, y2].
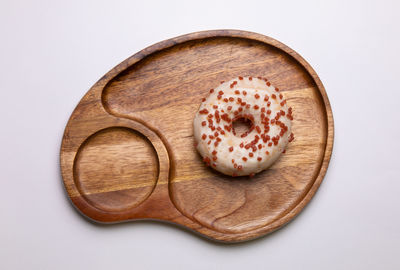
[193, 76, 294, 177]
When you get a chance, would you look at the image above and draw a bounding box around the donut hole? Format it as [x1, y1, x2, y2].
[232, 116, 254, 138]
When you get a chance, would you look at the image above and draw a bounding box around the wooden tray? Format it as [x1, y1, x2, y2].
[60, 30, 334, 242]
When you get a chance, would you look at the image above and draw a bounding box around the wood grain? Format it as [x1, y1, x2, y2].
[60, 30, 334, 242]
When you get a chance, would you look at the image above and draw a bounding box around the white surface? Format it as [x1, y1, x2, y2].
[1, 0, 399, 269]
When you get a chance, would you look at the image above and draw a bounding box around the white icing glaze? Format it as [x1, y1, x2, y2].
[193, 76, 293, 177]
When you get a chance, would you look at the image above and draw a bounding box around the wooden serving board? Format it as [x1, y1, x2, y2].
[61, 30, 334, 242]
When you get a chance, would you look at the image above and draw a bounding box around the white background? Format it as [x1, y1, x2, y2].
[1, 0, 399, 269]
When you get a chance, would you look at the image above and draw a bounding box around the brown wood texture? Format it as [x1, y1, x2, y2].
[60, 30, 334, 242]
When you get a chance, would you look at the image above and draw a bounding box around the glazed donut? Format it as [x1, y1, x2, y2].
[193, 76, 294, 177]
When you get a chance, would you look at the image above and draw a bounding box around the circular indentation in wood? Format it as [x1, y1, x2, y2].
[73, 127, 159, 213]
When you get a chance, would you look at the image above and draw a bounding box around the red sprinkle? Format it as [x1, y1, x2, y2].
[201, 121, 206, 126]
[275, 87, 280, 92]
[235, 90, 240, 95]
[237, 165, 243, 170]
[266, 151, 270, 155]
[210, 89, 214, 93]
[255, 94, 260, 99]
[202, 98, 206, 102]
[223, 98, 228, 102]
[219, 91, 224, 95]
[271, 94, 276, 99]
[229, 97, 234, 102]
[266, 82, 271, 86]
[213, 105, 218, 109]
[249, 153, 254, 157]
[240, 142, 244, 148]
[242, 157, 248, 161]
[238, 76, 243, 80]
[249, 77, 252, 81]
[288, 133, 295, 142]
[257, 157, 262, 161]
[202, 134, 207, 140]
[229, 146, 234, 152]
[279, 94, 283, 99]
[227, 106, 232, 111]
[254, 105, 259, 110]
[242, 91, 247, 95]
